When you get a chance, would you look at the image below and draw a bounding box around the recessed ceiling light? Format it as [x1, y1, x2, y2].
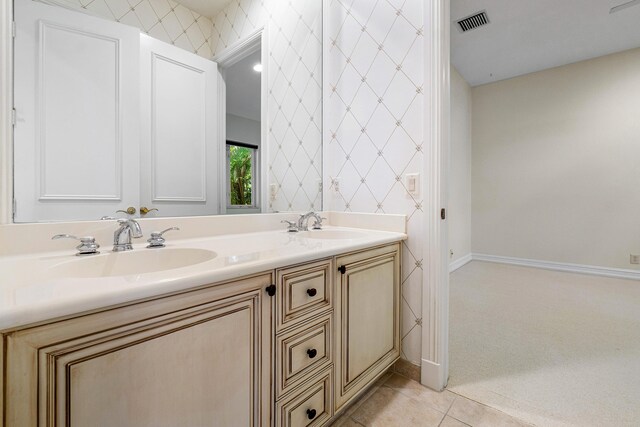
[253, 63, 263, 73]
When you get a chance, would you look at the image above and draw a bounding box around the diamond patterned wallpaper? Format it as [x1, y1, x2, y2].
[325, 0, 424, 365]
[210, 0, 266, 57]
[211, 0, 323, 212]
[59, 0, 214, 58]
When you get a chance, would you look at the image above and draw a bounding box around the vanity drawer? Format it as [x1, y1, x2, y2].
[276, 313, 332, 398]
[276, 367, 333, 427]
[277, 260, 332, 331]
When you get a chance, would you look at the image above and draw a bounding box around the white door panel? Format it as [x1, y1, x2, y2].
[14, 0, 140, 222]
[140, 35, 219, 217]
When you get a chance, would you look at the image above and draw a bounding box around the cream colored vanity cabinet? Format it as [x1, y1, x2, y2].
[3, 273, 274, 427]
[273, 243, 401, 426]
[0, 336, 4, 427]
[2, 241, 402, 427]
[334, 244, 401, 411]
[275, 259, 335, 427]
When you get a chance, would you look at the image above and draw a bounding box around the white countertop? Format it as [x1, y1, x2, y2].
[0, 226, 406, 331]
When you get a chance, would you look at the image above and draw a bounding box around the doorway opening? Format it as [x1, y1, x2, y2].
[447, 1, 640, 425]
[216, 32, 265, 214]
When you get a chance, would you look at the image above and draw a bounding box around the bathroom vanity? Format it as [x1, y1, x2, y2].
[0, 213, 405, 426]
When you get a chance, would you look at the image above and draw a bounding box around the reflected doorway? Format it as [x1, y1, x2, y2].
[218, 37, 264, 214]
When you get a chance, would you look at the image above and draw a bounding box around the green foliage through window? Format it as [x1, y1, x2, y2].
[229, 145, 253, 206]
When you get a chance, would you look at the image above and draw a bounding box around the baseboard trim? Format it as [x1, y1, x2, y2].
[449, 253, 472, 273]
[420, 359, 446, 391]
[472, 253, 640, 281]
[392, 358, 421, 382]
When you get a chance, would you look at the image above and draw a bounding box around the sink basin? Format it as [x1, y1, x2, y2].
[47, 248, 217, 278]
[298, 230, 368, 240]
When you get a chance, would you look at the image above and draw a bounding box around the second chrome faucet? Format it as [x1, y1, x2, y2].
[112, 218, 143, 252]
[281, 212, 326, 232]
[100, 217, 143, 252]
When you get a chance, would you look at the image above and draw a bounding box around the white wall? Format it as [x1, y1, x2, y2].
[226, 114, 260, 147]
[449, 68, 472, 266]
[325, 0, 424, 365]
[471, 48, 640, 270]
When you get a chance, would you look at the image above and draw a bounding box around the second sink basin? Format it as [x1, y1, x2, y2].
[48, 248, 217, 278]
[298, 230, 368, 240]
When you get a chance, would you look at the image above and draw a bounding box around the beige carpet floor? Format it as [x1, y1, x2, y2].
[449, 261, 640, 427]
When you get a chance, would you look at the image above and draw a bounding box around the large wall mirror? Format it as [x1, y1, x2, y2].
[10, 0, 323, 222]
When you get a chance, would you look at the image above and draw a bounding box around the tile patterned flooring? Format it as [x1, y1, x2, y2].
[331, 373, 532, 427]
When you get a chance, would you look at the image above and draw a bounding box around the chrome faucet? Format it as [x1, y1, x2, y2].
[111, 218, 143, 251]
[296, 212, 325, 231]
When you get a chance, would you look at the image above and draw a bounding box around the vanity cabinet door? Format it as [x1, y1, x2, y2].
[334, 244, 401, 410]
[5, 274, 273, 427]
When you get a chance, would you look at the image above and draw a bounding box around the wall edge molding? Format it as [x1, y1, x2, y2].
[449, 253, 472, 273]
[421, 0, 450, 391]
[420, 358, 446, 392]
[212, 27, 263, 66]
[0, 0, 13, 224]
[472, 253, 640, 281]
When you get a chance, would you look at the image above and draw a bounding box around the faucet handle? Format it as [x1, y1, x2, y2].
[101, 216, 126, 223]
[311, 217, 327, 230]
[281, 220, 298, 232]
[52, 234, 100, 256]
[147, 227, 180, 248]
[101, 216, 129, 225]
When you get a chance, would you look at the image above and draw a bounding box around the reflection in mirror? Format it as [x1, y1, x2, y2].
[11, 0, 322, 222]
[222, 46, 262, 214]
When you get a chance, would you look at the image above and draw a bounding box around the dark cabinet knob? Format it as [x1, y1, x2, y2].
[307, 348, 317, 358]
[265, 285, 276, 296]
[307, 288, 317, 297]
[338, 265, 346, 274]
[307, 408, 317, 420]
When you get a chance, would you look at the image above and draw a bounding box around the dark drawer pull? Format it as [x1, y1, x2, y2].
[307, 348, 317, 359]
[307, 288, 317, 297]
[307, 408, 317, 420]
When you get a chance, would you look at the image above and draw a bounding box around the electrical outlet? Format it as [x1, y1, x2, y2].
[331, 177, 340, 194]
[631, 254, 640, 265]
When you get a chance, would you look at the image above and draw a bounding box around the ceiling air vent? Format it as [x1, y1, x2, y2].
[456, 11, 489, 33]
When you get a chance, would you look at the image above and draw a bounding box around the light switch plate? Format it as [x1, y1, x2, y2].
[405, 173, 420, 197]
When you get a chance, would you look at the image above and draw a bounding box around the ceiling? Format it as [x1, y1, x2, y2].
[174, 0, 232, 18]
[451, 0, 640, 86]
[225, 49, 261, 122]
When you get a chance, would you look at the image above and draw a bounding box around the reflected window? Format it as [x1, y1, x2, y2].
[226, 141, 258, 208]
